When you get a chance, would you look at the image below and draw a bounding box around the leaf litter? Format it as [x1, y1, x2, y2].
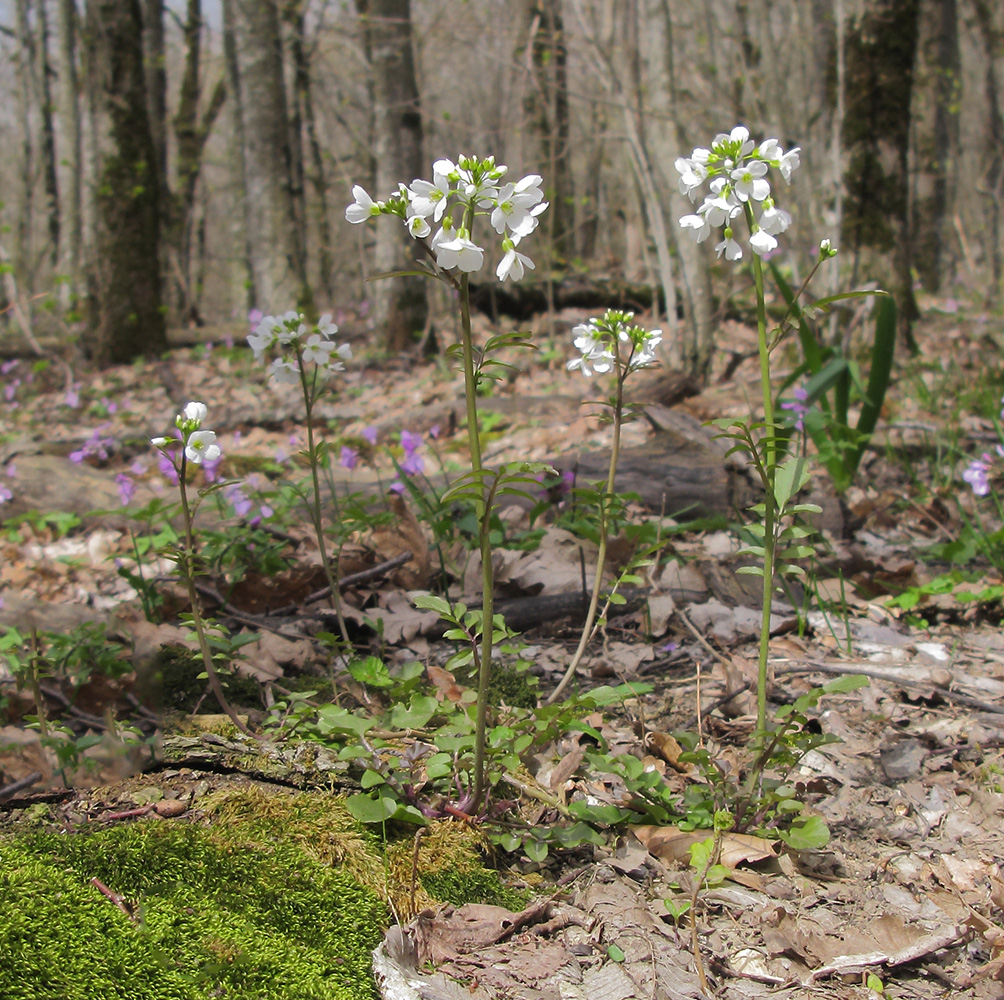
[1, 308, 1004, 997]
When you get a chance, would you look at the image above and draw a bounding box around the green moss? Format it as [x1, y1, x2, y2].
[148, 647, 261, 714]
[0, 810, 387, 999]
[420, 866, 530, 911]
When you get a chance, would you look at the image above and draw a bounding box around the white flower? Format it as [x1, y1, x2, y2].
[675, 157, 706, 201]
[496, 243, 535, 282]
[185, 430, 220, 465]
[326, 343, 353, 372]
[680, 214, 711, 243]
[406, 212, 431, 239]
[757, 138, 781, 160]
[248, 325, 274, 362]
[700, 194, 741, 228]
[345, 185, 381, 224]
[750, 229, 778, 256]
[150, 436, 170, 448]
[715, 234, 743, 260]
[269, 358, 301, 384]
[301, 334, 333, 365]
[759, 204, 791, 235]
[819, 238, 837, 259]
[490, 177, 547, 237]
[316, 313, 338, 338]
[732, 160, 770, 202]
[779, 147, 801, 182]
[407, 176, 451, 221]
[183, 401, 208, 425]
[435, 234, 484, 273]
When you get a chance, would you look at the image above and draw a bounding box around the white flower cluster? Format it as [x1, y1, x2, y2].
[676, 125, 800, 261]
[567, 310, 662, 378]
[346, 155, 548, 282]
[248, 311, 352, 385]
[151, 400, 221, 465]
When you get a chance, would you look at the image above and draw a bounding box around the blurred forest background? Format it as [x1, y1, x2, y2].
[0, 0, 1001, 372]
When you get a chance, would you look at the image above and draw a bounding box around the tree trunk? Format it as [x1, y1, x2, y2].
[660, 0, 714, 382]
[36, 0, 61, 272]
[57, 0, 83, 303]
[356, 0, 427, 352]
[287, 1, 334, 300]
[972, 0, 1002, 305]
[141, 0, 167, 185]
[842, 0, 922, 350]
[83, 0, 166, 365]
[518, 0, 575, 260]
[14, 0, 38, 296]
[170, 0, 226, 323]
[221, 0, 255, 316]
[228, 0, 312, 313]
[843, 0, 919, 351]
[911, 0, 960, 292]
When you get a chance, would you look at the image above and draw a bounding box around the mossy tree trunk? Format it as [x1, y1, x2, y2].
[841, 0, 922, 351]
[356, 0, 427, 352]
[84, 0, 167, 365]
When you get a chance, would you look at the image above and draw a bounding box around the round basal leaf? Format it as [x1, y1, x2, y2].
[606, 944, 626, 963]
[525, 839, 549, 863]
[345, 792, 398, 824]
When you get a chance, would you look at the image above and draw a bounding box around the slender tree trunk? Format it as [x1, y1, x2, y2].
[36, 0, 61, 271]
[170, 0, 226, 322]
[57, 0, 83, 301]
[14, 0, 38, 296]
[221, 0, 255, 315]
[229, 0, 312, 312]
[141, 0, 167, 186]
[971, 0, 1002, 305]
[660, 0, 713, 381]
[842, 0, 922, 350]
[356, 0, 427, 352]
[83, 0, 166, 364]
[519, 0, 574, 259]
[288, 2, 335, 300]
[911, 0, 960, 291]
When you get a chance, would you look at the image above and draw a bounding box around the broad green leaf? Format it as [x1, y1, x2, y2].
[348, 656, 393, 688]
[525, 839, 548, 862]
[360, 769, 386, 789]
[390, 694, 439, 729]
[777, 815, 830, 850]
[821, 674, 869, 694]
[345, 792, 398, 824]
[412, 594, 454, 618]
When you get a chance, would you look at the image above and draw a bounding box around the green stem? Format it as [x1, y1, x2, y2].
[747, 204, 775, 742]
[178, 455, 254, 737]
[301, 362, 351, 647]
[457, 264, 494, 812]
[546, 368, 626, 705]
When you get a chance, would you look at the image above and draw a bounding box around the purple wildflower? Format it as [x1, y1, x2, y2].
[203, 455, 223, 484]
[963, 453, 993, 497]
[0, 360, 18, 376]
[400, 429, 422, 455]
[4, 462, 15, 478]
[401, 450, 425, 476]
[0, 483, 12, 505]
[361, 425, 378, 445]
[780, 384, 810, 432]
[157, 451, 180, 485]
[115, 472, 137, 506]
[429, 424, 440, 439]
[64, 384, 80, 408]
[340, 445, 359, 470]
[389, 480, 405, 494]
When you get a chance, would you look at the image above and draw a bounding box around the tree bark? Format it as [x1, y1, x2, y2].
[170, 0, 226, 322]
[57, 0, 83, 301]
[36, 0, 61, 271]
[356, 0, 427, 352]
[518, 0, 575, 260]
[141, 0, 167, 185]
[228, 0, 312, 313]
[841, 0, 922, 350]
[83, 0, 166, 365]
[911, 0, 960, 292]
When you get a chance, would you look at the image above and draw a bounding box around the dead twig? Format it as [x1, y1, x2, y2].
[0, 771, 42, 801]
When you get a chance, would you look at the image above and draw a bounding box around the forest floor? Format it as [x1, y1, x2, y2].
[1, 295, 1004, 1000]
